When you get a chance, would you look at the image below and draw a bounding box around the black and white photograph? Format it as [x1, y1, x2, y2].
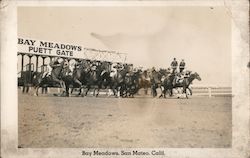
[1, 1, 249, 158]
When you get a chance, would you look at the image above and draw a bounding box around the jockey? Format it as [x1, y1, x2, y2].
[184, 70, 191, 78]
[166, 67, 172, 74]
[179, 59, 185, 73]
[110, 66, 117, 78]
[151, 67, 156, 73]
[173, 72, 184, 86]
[49, 57, 63, 69]
[117, 63, 124, 71]
[42, 64, 52, 78]
[171, 58, 178, 74]
[68, 59, 77, 76]
[74, 59, 81, 69]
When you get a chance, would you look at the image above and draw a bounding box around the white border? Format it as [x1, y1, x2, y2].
[1, 1, 249, 158]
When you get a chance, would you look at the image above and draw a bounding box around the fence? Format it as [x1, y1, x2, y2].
[191, 85, 232, 97]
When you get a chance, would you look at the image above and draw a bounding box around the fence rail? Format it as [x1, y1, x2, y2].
[191, 86, 232, 97]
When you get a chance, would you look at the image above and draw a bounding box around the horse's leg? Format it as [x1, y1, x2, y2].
[96, 87, 100, 97]
[45, 87, 48, 94]
[112, 87, 117, 97]
[186, 91, 189, 99]
[65, 84, 69, 97]
[169, 88, 173, 97]
[121, 85, 125, 97]
[36, 86, 39, 96]
[62, 81, 66, 90]
[163, 88, 167, 98]
[144, 86, 147, 95]
[71, 87, 74, 94]
[152, 84, 157, 97]
[26, 86, 29, 93]
[117, 86, 120, 97]
[34, 84, 40, 96]
[187, 87, 192, 95]
[60, 81, 67, 95]
[73, 79, 83, 96]
[183, 86, 189, 99]
[93, 87, 96, 96]
[110, 84, 117, 97]
[159, 86, 164, 98]
[155, 86, 158, 97]
[85, 85, 90, 96]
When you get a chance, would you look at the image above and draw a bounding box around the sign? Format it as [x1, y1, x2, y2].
[17, 37, 127, 62]
[17, 37, 84, 59]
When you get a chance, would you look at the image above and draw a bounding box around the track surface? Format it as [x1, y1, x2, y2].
[18, 90, 232, 148]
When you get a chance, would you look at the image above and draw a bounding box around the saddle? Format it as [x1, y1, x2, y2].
[176, 78, 184, 84]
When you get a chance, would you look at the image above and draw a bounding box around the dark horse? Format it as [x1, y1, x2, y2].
[112, 65, 131, 97]
[138, 70, 151, 95]
[150, 69, 169, 97]
[33, 59, 70, 96]
[160, 72, 201, 99]
[70, 60, 89, 96]
[93, 61, 121, 97]
[122, 70, 141, 97]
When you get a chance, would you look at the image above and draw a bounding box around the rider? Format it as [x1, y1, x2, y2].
[173, 72, 182, 86]
[50, 57, 65, 77]
[151, 67, 158, 82]
[42, 64, 52, 78]
[49, 57, 63, 69]
[179, 59, 186, 73]
[170, 58, 178, 74]
[184, 70, 191, 78]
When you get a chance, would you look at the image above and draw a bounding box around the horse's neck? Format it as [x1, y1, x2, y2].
[52, 65, 63, 75]
[187, 75, 195, 85]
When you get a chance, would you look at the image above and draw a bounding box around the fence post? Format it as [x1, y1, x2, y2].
[208, 87, 212, 98]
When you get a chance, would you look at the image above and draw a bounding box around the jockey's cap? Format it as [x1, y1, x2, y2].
[58, 58, 64, 63]
[91, 65, 97, 70]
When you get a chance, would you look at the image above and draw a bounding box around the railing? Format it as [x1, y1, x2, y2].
[191, 85, 232, 97]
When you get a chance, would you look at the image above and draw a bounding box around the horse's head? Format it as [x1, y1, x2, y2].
[63, 59, 69, 68]
[191, 72, 201, 81]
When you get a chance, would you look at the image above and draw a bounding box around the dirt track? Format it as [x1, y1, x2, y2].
[18, 90, 232, 148]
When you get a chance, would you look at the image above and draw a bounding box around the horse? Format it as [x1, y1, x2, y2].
[90, 62, 116, 97]
[149, 69, 169, 97]
[123, 70, 141, 97]
[70, 60, 89, 96]
[33, 59, 70, 96]
[112, 65, 130, 97]
[84, 63, 102, 96]
[161, 72, 201, 99]
[181, 72, 201, 98]
[138, 70, 151, 95]
[21, 70, 35, 93]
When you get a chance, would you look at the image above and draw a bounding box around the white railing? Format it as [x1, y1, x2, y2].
[190, 85, 232, 97]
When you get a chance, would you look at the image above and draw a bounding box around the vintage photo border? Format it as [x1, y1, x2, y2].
[1, 0, 249, 158]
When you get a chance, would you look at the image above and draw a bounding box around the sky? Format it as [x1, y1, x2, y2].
[17, 6, 231, 86]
